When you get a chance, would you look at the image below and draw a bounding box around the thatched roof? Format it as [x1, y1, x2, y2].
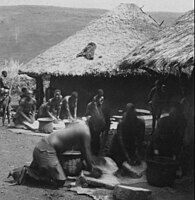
[118, 10, 194, 76]
[20, 3, 160, 77]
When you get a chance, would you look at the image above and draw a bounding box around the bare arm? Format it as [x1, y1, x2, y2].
[73, 100, 77, 118]
[81, 133, 93, 171]
[98, 96, 104, 105]
[152, 119, 164, 154]
[51, 106, 57, 116]
[48, 99, 57, 117]
[32, 100, 36, 117]
[56, 102, 62, 119]
[85, 103, 92, 116]
[17, 106, 33, 123]
[63, 98, 73, 119]
[45, 104, 57, 119]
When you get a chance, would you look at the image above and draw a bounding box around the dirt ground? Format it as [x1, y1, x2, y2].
[0, 126, 93, 200]
[0, 124, 194, 200]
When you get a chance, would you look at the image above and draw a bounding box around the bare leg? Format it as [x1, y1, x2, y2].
[151, 114, 156, 135]
[156, 107, 162, 121]
[7, 107, 11, 125]
[2, 107, 6, 126]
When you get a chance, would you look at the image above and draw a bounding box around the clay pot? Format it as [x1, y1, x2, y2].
[38, 117, 53, 133]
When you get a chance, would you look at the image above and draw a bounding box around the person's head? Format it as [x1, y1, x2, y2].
[2, 71, 7, 78]
[71, 91, 78, 100]
[126, 103, 136, 113]
[97, 89, 104, 97]
[54, 89, 61, 100]
[26, 89, 33, 98]
[124, 103, 137, 120]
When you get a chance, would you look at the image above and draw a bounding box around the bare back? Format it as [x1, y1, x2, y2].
[46, 122, 90, 153]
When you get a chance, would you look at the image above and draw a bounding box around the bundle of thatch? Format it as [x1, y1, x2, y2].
[118, 10, 194, 76]
[20, 3, 160, 77]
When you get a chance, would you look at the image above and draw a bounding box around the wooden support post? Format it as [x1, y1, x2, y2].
[42, 74, 51, 103]
[35, 76, 44, 109]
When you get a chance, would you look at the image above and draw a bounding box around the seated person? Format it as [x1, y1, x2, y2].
[47, 89, 62, 120]
[13, 90, 36, 129]
[148, 102, 187, 160]
[110, 103, 145, 167]
[10, 123, 100, 187]
[37, 102, 57, 122]
[60, 91, 78, 120]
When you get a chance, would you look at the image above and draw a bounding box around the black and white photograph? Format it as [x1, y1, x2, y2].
[0, 0, 194, 199]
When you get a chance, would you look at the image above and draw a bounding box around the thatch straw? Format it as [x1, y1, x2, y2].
[2, 59, 34, 94]
[20, 3, 160, 77]
[118, 10, 194, 76]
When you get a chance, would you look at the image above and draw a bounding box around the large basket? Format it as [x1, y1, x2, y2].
[59, 151, 82, 177]
[146, 156, 178, 187]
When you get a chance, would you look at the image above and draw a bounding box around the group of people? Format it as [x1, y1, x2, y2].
[110, 79, 187, 173]
[4, 76, 188, 188]
[9, 88, 107, 187]
[13, 87, 108, 154]
[147, 80, 187, 164]
[12, 88, 79, 128]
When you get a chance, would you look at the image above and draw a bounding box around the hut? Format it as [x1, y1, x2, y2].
[118, 10, 194, 172]
[20, 3, 160, 114]
[118, 10, 194, 98]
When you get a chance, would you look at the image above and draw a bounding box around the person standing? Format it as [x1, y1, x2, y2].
[1, 89, 11, 126]
[0, 71, 9, 89]
[148, 80, 165, 134]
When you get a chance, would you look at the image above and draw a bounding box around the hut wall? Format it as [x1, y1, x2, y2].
[35, 76, 44, 108]
[49, 75, 188, 116]
[50, 75, 160, 116]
